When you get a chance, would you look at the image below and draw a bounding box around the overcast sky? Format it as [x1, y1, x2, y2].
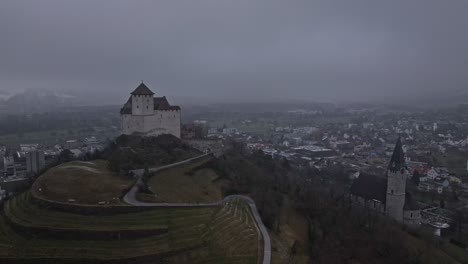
[1, 0, 468, 104]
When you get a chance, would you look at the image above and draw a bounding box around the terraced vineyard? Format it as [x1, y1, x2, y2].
[0, 193, 260, 263]
[165, 197, 260, 264]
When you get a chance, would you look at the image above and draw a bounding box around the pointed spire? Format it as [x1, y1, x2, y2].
[388, 136, 405, 172]
[130, 82, 154, 95]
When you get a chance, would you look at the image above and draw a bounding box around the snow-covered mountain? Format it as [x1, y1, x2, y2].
[0, 89, 89, 113]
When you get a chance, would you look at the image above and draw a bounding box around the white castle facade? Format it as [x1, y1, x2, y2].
[120, 83, 181, 138]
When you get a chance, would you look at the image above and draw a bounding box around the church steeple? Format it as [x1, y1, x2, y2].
[385, 136, 407, 222]
[388, 136, 405, 173]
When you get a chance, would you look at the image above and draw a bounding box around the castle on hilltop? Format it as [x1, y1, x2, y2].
[350, 137, 421, 226]
[120, 82, 181, 138]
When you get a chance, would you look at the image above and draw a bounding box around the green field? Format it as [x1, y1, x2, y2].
[147, 157, 227, 203]
[0, 127, 118, 148]
[32, 160, 134, 205]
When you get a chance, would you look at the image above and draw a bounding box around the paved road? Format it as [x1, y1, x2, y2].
[122, 154, 271, 264]
[130, 153, 214, 177]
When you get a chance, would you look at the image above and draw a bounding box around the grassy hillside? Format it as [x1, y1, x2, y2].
[32, 160, 133, 205]
[0, 194, 260, 263]
[146, 157, 227, 203]
[0, 135, 263, 263]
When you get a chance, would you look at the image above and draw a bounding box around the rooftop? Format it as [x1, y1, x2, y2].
[350, 173, 387, 204]
[130, 82, 154, 96]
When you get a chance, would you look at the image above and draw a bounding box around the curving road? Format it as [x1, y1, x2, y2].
[122, 154, 271, 264]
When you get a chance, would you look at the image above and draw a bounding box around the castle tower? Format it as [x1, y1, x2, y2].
[120, 82, 181, 138]
[130, 82, 155, 116]
[385, 137, 406, 222]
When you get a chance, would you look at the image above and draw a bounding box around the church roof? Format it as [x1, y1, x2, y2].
[130, 82, 154, 95]
[350, 173, 387, 204]
[388, 137, 405, 173]
[404, 192, 420, 211]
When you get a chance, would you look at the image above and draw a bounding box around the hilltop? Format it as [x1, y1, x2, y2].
[0, 134, 263, 263]
[106, 134, 201, 174]
[32, 160, 133, 205]
[30, 134, 202, 206]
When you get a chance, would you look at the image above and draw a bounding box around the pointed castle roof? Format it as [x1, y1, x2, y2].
[120, 84, 180, 115]
[130, 82, 154, 95]
[388, 137, 405, 173]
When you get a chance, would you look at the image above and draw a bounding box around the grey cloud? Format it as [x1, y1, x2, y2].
[1, 0, 467, 104]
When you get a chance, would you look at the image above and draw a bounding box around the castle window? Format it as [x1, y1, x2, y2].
[137, 105, 139, 109]
[391, 190, 394, 194]
[411, 213, 413, 217]
[146, 106, 148, 109]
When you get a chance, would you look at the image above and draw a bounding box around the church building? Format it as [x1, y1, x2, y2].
[350, 137, 421, 226]
[120, 82, 181, 138]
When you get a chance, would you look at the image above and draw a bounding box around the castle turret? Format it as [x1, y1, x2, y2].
[385, 137, 406, 222]
[130, 82, 154, 116]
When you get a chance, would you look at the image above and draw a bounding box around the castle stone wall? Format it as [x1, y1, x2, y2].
[403, 210, 421, 226]
[131, 94, 154, 116]
[122, 114, 145, 135]
[122, 110, 180, 138]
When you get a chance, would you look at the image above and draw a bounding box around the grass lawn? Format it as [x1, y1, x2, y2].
[147, 158, 226, 203]
[32, 160, 134, 205]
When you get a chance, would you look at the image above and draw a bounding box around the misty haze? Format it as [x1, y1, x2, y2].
[1, 1, 468, 264]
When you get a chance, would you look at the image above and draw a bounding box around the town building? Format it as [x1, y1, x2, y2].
[20, 144, 39, 153]
[64, 140, 79, 149]
[120, 82, 181, 138]
[3, 151, 16, 177]
[26, 150, 45, 175]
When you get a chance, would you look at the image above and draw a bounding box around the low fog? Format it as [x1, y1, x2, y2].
[1, 0, 468, 105]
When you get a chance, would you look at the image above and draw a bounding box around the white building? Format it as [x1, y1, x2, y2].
[26, 150, 45, 175]
[120, 83, 181, 138]
[3, 153, 16, 177]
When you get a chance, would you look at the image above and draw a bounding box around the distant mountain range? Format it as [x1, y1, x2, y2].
[0, 89, 89, 114]
[0, 87, 467, 114]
